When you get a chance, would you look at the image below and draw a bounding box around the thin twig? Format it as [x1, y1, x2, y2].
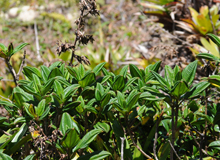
[120, 137, 125, 160]
[168, 140, 181, 160]
[16, 50, 26, 81]
[126, 116, 152, 159]
[0, 129, 11, 136]
[189, 129, 219, 159]
[153, 118, 159, 160]
[5, 58, 17, 86]
[34, 22, 43, 62]
[0, 95, 12, 103]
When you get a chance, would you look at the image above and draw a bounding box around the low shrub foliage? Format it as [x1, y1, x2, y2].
[0, 57, 220, 159]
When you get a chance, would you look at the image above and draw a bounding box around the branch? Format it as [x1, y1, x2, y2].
[168, 140, 181, 160]
[34, 22, 43, 62]
[16, 50, 26, 81]
[153, 118, 159, 160]
[120, 137, 125, 160]
[5, 58, 17, 86]
[126, 116, 152, 159]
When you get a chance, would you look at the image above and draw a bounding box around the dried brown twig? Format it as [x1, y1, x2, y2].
[56, 0, 99, 67]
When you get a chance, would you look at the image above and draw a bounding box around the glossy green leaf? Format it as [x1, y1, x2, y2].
[10, 43, 29, 57]
[24, 154, 35, 160]
[78, 72, 96, 88]
[112, 75, 125, 91]
[122, 77, 138, 92]
[197, 53, 219, 61]
[59, 112, 80, 135]
[209, 140, 220, 150]
[63, 84, 80, 102]
[11, 123, 28, 143]
[62, 128, 79, 149]
[207, 33, 220, 47]
[101, 92, 111, 108]
[126, 90, 141, 111]
[171, 81, 189, 97]
[77, 151, 111, 160]
[119, 65, 129, 78]
[48, 67, 63, 79]
[41, 78, 55, 95]
[164, 65, 174, 87]
[182, 60, 198, 86]
[117, 91, 126, 109]
[40, 65, 51, 82]
[187, 81, 210, 98]
[72, 129, 102, 153]
[23, 66, 42, 80]
[93, 62, 106, 76]
[0, 152, 13, 160]
[54, 80, 64, 98]
[0, 43, 7, 52]
[94, 122, 110, 133]
[129, 64, 143, 80]
[151, 70, 170, 90]
[39, 107, 50, 121]
[35, 99, 45, 117]
[32, 74, 42, 94]
[7, 43, 13, 57]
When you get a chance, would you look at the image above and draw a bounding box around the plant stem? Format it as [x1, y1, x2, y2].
[153, 118, 159, 160]
[168, 140, 181, 160]
[125, 114, 152, 159]
[5, 58, 17, 86]
[170, 104, 175, 160]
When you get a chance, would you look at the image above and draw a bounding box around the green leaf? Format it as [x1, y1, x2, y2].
[32, 74, 42, 94]
[119, 65, 129, 78]
[112, 75, 125, 91]
[40, 65, 51, 82]
[151, 70, 170, 90]
[7, 43, 13, 57]
[11, 123, 28, 143]
[61, 129, 79, 149]
[164, 65, 174, 87]
[0, 152, 13, 160]
[54, 80, 64, 99]
[23, 66, 42, 80]
[41, 78, 55, 95]
[129, 64, 143, 80]
[35, 99, 45, 117]
[72, 129, 102, 153]
[59, 112, 80, 135]
[48, 67, 63, 79]
[63, 84, 80, 103]
[24, 154, 35, 160]
[117, 91, 126, 109]
[78, 72, 96, 88]
[186, 81, 210, 98]
[122, 77, 138, 92]
[94, 122, 110, 133]
[209, 140, 220, 150]
[0, 43, 7, 52]
[77, 151, 111, 160]
[197, 53, 219, 61]
[10, 43, 29, 57]
[95, 83, 103, 101]
[93, 62, 106, 76]
[171, 81, 189, 98]
[126, 90, 141, 112]
[207, 33, 220, 47]
[101, 93, 111, 108]
[8, 134, 31, 155]
[39, 107, 50, 121]
[182, 60, 198, 86]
